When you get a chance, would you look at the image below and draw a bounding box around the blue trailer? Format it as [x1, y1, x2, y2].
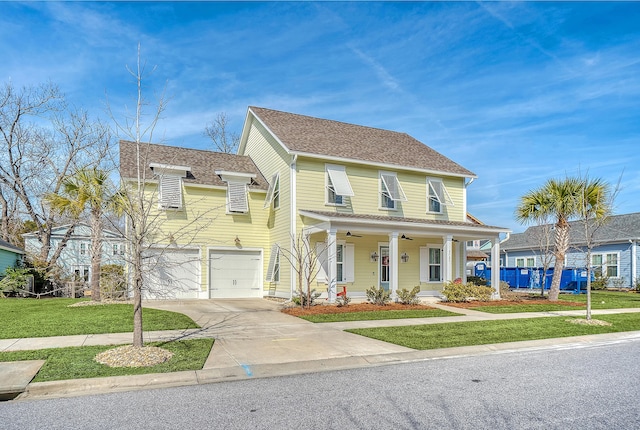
[473, 263, 591, 294]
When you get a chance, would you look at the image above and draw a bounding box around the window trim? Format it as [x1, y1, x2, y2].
[515, 256, 536, 267]
[420, 246, 442, 283]
[592, 252, 619, 278]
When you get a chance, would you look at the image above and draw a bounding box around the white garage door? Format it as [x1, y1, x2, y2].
[144, 249, 201, 299]
[209, 250, 262, 298]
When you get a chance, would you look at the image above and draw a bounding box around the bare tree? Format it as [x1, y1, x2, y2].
[575, 175, 616, 321]
[110, 45, 217, 347]
[204, 112, 240, 154]
[278, 231, 332, 309]
[528, 221, 555, 297]
[0, 81, 110, 284]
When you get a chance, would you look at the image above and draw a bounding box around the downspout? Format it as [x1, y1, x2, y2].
[289, 154, 298, 300]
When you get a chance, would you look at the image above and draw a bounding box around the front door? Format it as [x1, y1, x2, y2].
[380, 245, 390, 291]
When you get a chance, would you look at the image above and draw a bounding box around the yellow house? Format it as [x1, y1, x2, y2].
[119, 107, 509, 300]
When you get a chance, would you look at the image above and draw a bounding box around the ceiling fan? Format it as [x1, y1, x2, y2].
[401, 234, 413, 240]
[346, 231, 362, 238]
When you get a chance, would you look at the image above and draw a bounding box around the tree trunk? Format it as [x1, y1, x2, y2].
[0, 189, 10, 242]
[132, 241, 144, 347]
[549, 221, 570, 301]
[90, 210, 103, 301]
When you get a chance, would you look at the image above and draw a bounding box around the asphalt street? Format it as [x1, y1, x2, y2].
[2, 337, 639, 429]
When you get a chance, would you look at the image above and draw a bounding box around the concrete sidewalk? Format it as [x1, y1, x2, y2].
[2, 299, 640, 401]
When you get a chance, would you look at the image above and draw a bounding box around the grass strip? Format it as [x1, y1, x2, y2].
[0, 338, 214, 382]
[347, 313, 640, 350]
[300, 309, 461, 323]
[0, 298, 199, 339]
[470, 291, 640, 314]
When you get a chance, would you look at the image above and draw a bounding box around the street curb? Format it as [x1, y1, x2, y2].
[16, 330, 640, 401]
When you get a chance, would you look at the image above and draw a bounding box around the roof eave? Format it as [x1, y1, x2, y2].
[299, 210, 509, 236]
[291, 150, 476, 179]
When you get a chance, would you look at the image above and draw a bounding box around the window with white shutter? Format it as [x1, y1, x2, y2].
[263, 173, 279, 209]
[159, 175, 183, 209]
[380, 172, 406, 209]
[266, 244, 280, 282]
[227, 182, 248, 213]
[326, 164, 354, 205]
[427, 178, 454, 213]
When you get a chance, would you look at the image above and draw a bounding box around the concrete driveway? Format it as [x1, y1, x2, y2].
[146, 299, 413, 372]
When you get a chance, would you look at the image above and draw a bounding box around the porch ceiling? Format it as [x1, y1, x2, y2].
[299, 210, 510, 240]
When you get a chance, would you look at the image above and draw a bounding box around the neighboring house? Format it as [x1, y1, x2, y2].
[23, 224, 126, 282]
[0, 239, 24, 277]
[501, 212, 640, 288]
[119, 106, 509, 300]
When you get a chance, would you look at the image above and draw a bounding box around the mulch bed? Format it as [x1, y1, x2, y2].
[443, 298, 584, 308]
[282, 297, 586, 316]
[282, 302, 436, 316]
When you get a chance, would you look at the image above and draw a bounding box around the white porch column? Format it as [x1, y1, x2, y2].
[632, 240, 637, 288]
[389, 231, 399, 299]
[443, 235, 453, 283]
[461, 240, 468, 283]
[453, 240, 460, 279]
[327, 228, 338, 303]
[491, 237, 501, 299]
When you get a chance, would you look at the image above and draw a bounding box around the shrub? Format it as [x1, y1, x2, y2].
[0, 267, 32, 298]
[100, 265, 127, 300]
[442, 281, 494, 302]
[591, 272, 609, 290]
[366, 285, 391, 306]
[397, 286, 421, 305]
[336, 294, 351, 307]
[467, 276, 488, 286]
[293, 288, 322, 307]
[499, 281, 521, 301]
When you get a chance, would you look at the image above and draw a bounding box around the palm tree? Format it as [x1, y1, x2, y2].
[46, 167, 113, 301]
[516, 177, 583, 301]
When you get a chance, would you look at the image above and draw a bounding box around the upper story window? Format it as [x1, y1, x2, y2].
[216, 170, 255, 214]
[227, 182, 249, 213]
[427, 178, 454, 214]
[379, 172, 407, 210]
[80, 243, 86, 255]
[264, 173, 280, 210]
[326, 164, 354, 206]
[150, 163, 190, 211]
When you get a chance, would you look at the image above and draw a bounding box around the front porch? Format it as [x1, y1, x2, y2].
[299, 210, 509, 302]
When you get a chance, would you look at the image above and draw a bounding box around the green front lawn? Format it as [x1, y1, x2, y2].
[0, 298, 199, 339]
[347, 313, 640, 350]
[470, 291, 640, 314]
[0, 338, 213, 382]
[300, 308, 461, 323]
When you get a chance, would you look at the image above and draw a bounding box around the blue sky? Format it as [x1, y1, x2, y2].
[2, 1, 639, 233]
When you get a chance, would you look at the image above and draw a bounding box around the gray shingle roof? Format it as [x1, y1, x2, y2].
[249, 107, 476, 178]
[119, 140, 268, 190]
[0, 238, 24, 254]
[503, 212, 640, 250]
